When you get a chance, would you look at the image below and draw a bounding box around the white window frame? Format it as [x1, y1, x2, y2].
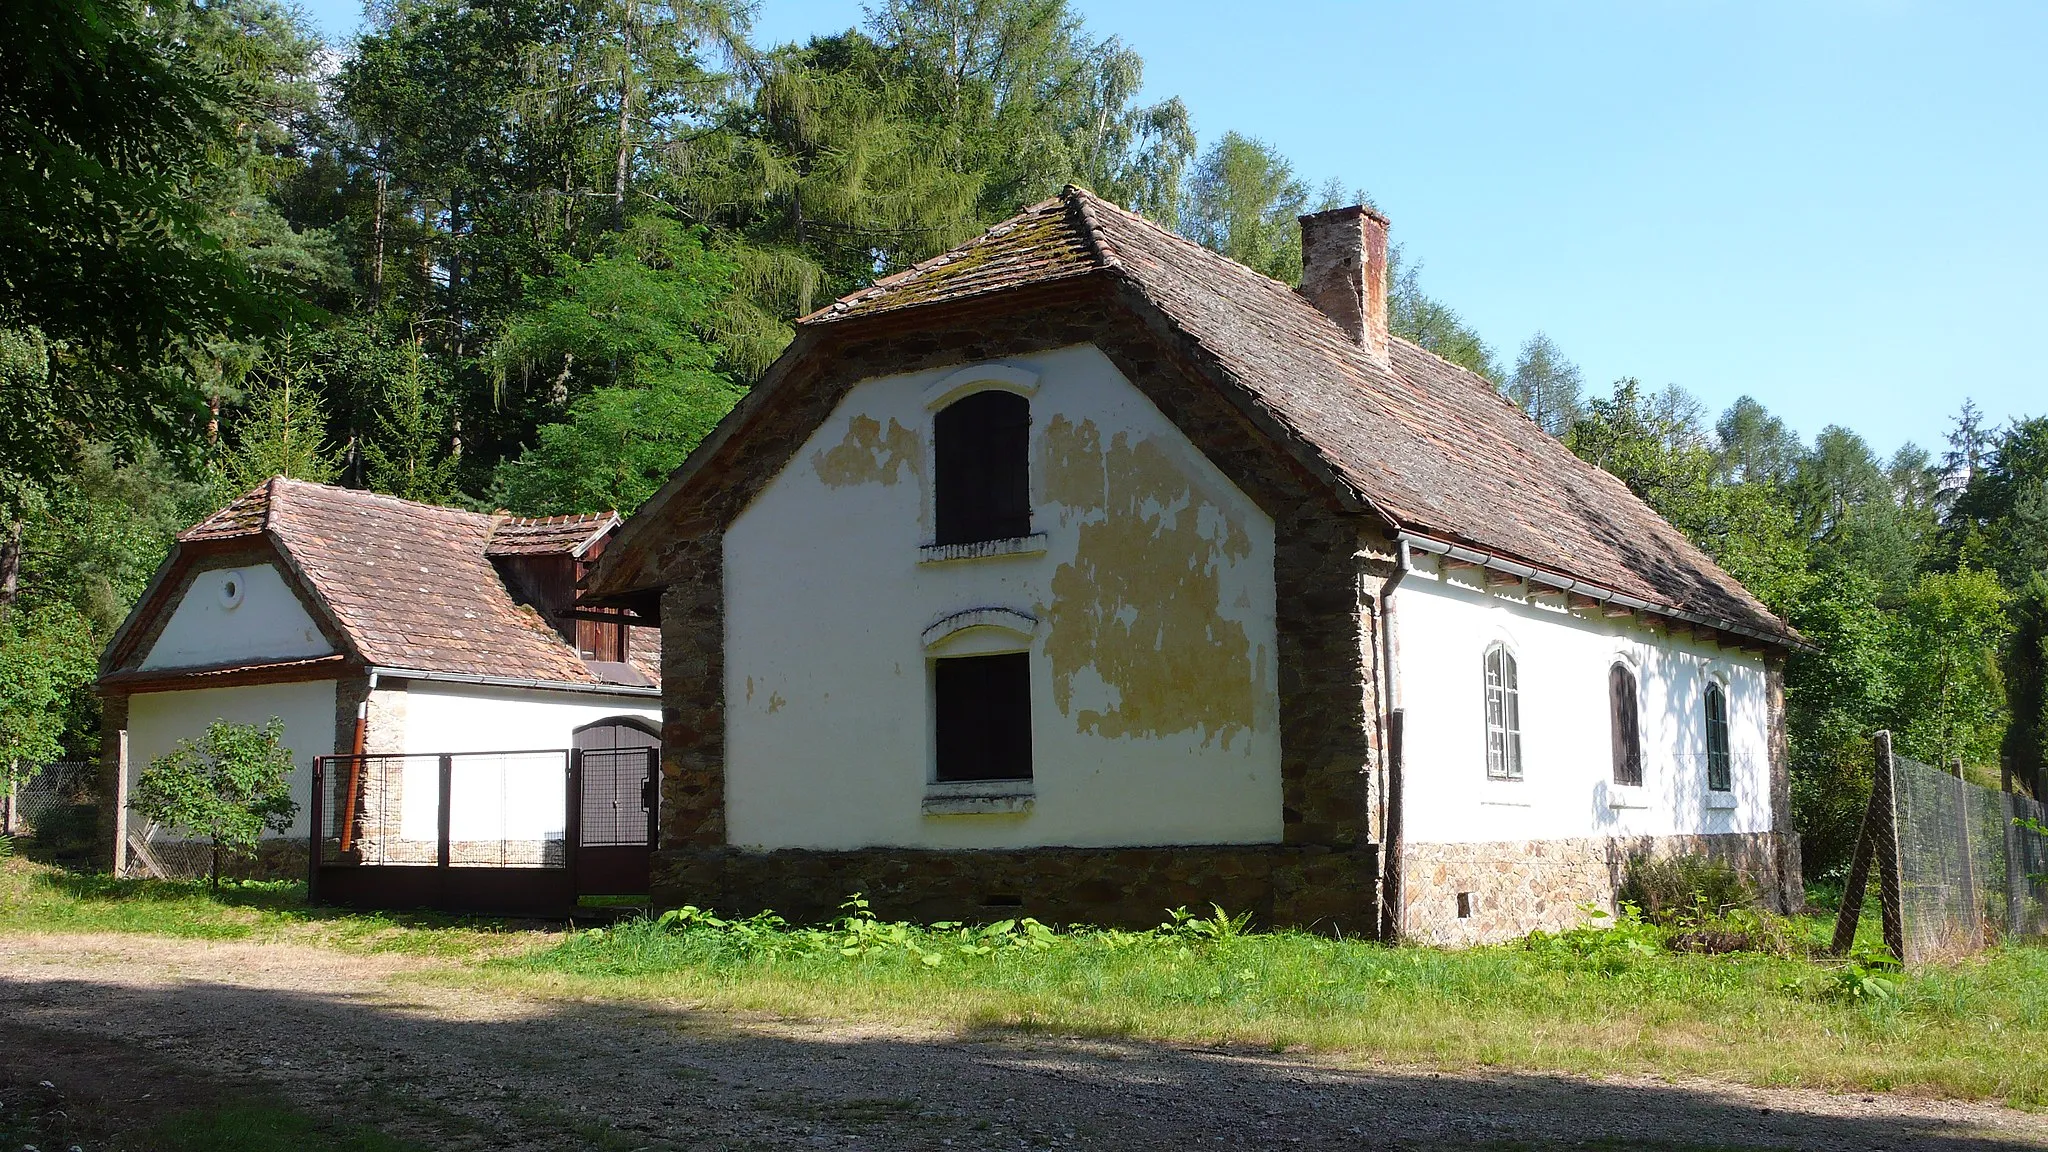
[1482, 642, 1523, 781]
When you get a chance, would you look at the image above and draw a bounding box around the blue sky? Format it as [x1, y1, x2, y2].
[298, 1, 2045, 459]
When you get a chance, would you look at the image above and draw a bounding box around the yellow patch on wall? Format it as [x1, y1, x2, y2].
[1038, 415, 1263, 749]
[812, 415, 921, 488]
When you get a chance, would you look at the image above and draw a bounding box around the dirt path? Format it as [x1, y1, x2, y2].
[2, 933, 2045, 1151]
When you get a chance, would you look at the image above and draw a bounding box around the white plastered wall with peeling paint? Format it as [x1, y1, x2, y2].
[1395, 555, 1774, 845]
[721, 343, 1283, 851]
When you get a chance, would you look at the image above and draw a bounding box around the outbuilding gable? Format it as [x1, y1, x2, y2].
[138, 560, 334, 671]
[102, 478, 657, 691]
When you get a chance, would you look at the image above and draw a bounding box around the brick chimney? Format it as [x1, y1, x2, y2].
[1297, 205, 1391, 367]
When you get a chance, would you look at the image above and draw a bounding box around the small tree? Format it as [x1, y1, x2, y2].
[131, 718, 298, 890]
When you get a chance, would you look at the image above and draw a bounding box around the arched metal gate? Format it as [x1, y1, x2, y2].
[571, 718, 661, 898]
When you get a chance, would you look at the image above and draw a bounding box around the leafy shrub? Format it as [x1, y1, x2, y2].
[1525, 902, 1663, 968]
[1666, 906, 1796, 956]
[1618, 853, 1754, 926]
[1829, 940, 1902, 1003]
[1162, 904, 1254, 942]
[131, 718, 298, 890]
[579, 894, 1258, 971]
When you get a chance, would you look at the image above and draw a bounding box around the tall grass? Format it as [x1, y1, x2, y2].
[12, 855, 2048, 1106]
[481, 899, 2048, 1106]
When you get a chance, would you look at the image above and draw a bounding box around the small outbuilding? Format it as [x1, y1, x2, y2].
[97, 478, 660, 878]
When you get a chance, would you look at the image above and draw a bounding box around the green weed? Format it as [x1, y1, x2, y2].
[149, 1102, 427, 1152]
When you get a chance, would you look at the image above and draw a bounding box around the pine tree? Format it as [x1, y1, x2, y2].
[221, 342, 340, 492]
[362, 343, 459, 503]
[1508, 332, 1583, 437]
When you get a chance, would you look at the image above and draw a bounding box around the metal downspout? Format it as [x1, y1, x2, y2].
[1378, 538, 1412, 943]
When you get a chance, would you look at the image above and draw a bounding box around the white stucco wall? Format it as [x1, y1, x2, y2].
[139, 562, 332, 670]
[1395, 558, 1773, 845]
[392, 681, 661, 842]
[126, 680, 338, 838]
[722, 344, 1283, 851]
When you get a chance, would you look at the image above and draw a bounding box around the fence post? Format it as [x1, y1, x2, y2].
[2006, 790, 2026, 939]
[3, 770, 14, 837]
[436, 754, 452, 871]
[645, 746, 659, 848]
[1874, 732, 1908, 966]
[564, 750, 582, 914]
[308, 758, 324, 904]
[1830, 795, 1879, 955]
[1953, 764, 1980, 951]
[111, 730, 129, 878]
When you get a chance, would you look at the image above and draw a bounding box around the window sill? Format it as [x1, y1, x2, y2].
[1705, 791, 1738, 810]
[1608, 787, 1650, 810]
[919, 534, 1049, 565]
[923, 780, 1035, 815]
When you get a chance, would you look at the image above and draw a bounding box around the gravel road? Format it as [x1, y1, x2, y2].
[2, 933, 2045, 1150]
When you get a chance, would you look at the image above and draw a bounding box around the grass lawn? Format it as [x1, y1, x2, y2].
[9, 848, 2048, 1109]
[0, 852, 541, 958]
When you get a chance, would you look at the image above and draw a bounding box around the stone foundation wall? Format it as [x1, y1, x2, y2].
[358, 837, 564, 867]
[653, 843, 1378, 932]
[1400, 831, 1799, 945]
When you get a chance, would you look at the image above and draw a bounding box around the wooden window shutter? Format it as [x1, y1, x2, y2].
[934, 391, 1031, 545]
[1610, 662, 1642, 787]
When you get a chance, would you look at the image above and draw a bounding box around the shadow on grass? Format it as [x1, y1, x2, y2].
[25, 864, 556, 938]
[0, 957, 2036, 1151]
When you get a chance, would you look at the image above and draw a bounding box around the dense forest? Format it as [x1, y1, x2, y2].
[3, 0, 2043, 876]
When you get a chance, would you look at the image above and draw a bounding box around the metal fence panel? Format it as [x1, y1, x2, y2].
[318, 751, 570, 870]
[577, 747, 656, 848]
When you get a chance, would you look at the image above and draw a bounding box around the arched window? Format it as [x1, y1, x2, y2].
[1483, 643, 1522, 780]
[1704, 681, 1732, 792]
[1609, 662, 1643, 787]
[572, 715, 660, 753]
[934, 390, 1030, 545]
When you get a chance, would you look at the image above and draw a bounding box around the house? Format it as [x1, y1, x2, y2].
[97, 478, 661, 877]
[584, 187, 1798, 943]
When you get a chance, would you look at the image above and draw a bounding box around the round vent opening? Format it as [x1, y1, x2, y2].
[218, 570, 246, 610]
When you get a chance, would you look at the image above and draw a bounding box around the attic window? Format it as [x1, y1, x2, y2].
[218, 570, 246, 610]
[934, 390, 1030, 546]
[1610, 662, 1644, 787]
[934, 651, 1032, 783]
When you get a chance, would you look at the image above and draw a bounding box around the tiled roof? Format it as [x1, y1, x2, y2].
[179, 479, 655, 687]
[485, 513, 620, 558]
[803, 199, 1098, 323]
[799, 187, 1792, 644]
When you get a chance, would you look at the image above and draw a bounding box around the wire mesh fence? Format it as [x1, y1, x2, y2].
[1893, 751, 2048, 964]
[1833, 732, 2048, 967]
[4, 761, 98, 848]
